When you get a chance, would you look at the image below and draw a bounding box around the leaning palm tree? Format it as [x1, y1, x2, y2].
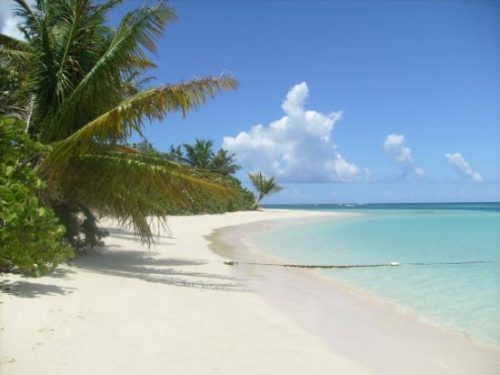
[248, 171, 283, 208]
[0, 0, 237, 247]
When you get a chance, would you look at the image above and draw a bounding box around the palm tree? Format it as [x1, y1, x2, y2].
[210, 148, 240, 176]
[248, 172, 283, 208]
[183, 139, 214, 169]
[165, 145, 184, 162]
[0, 0, 237, 247]
[183, 139, 240, 176]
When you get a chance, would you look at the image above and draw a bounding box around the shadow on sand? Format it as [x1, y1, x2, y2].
[100, 227, 177, 247]
[0, 279, 75, 298]
[0, 227, 245, 297]
[72, 247, 245, 292]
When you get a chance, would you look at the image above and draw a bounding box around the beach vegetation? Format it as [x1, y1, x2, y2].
[128, 139, 254, 213]
[0, 117, 73, 276]
[183, 139, 216, 170]
[183, 139, 241, 176]
[0, 0, 238, 257]
[248, 171, 283, 208]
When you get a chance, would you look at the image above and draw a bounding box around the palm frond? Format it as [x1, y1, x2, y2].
[32, 0, 116, 128]
[50, 2, 176, 140]
[12, 0, 36, 18]
[12, 0, 38, 37]
[44, 150, 234, 243]
[44, 76, 238, 167]
[128, 56, 157, 70]
[53, 0, 87, 100]
[97, 0, 124, 13]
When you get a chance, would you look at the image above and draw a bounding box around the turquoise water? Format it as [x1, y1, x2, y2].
[258, 203, 500, 345]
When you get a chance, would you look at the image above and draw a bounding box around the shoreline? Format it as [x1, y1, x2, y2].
[0, 209, 370, 375]
[208, 211, 500, 374]
[1, 208, 499, 374]
[209, 215, 500, 348]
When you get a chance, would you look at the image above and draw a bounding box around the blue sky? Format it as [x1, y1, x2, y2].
[2, 0, 499, 203]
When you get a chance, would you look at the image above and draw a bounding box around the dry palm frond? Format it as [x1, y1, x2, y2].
[43, 150, 235, 243]
[43, 76, 237, 168]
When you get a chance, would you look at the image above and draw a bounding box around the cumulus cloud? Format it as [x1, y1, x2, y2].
[383, 134, 424, 178]
[0, 0, 32, 40]
[445, 153, 482, 182]
[222, 82, 360, 183]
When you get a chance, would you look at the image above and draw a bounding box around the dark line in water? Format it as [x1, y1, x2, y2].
[225, 260, 400, 269]
[224, 260, 497, 269]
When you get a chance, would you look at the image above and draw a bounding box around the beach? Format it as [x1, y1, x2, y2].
[0, 210, 369, 374]
[1, 209, 499, 374]
[2, 0, 498, 373]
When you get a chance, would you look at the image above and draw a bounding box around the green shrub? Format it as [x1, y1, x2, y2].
[0, 118, 73, 276]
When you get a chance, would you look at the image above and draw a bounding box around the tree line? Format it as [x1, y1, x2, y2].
[130, 139, 283, 213]
[128, 139, 256, 214]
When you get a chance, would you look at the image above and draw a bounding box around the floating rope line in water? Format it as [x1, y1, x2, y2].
[223, 259, 495, 269]
[223, 260, 401, 269]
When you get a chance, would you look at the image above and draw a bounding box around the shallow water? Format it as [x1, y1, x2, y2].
[257, 203, 500, 345]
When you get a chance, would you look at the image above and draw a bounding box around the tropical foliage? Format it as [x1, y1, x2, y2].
[0, 0, 238, 254]
[183, 139, 215, 169]
[129, 139, 254, 213]
[0, 118, 73, 276]
[248, 171, 283, 208]
[183, 139, 241, 176]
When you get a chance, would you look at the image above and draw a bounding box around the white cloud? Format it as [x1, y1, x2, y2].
[0, 0, 33, 40]
[445, 153, 482, 182]
[383, 134, 424, 178]
[222, 82, 360, 183]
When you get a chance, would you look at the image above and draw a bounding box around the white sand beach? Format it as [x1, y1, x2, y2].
[2, 0, 498, 373]
[1, 209, 499, 374]
[0, 210, 369, 375]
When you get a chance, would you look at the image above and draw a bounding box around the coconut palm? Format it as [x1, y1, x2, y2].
[183, 139, 214, 169]
[182, 139, 240, 176]
[165, 145, 184, 162]
[210, 148, 240, 176]
[0, 0, 237, 246]
[248, 171, 283, 208]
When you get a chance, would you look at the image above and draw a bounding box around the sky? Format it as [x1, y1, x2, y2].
[1, 0, 499, 203]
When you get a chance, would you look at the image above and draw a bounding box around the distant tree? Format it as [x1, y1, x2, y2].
[183, 139, 214, 169]
[248, 172, 283, 208]
[124, 139, 254, 213]
[129, 141, 163, 157]
[165, 145, 184, 162]
[210, 149, 240, 176]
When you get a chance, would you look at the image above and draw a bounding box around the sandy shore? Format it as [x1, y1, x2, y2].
[211, 217, 500, 374]
[0, 210, 370, 375]
[1, 209, 499, 374]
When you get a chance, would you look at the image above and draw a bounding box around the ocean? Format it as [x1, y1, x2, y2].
[257, 203, 500, 345]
